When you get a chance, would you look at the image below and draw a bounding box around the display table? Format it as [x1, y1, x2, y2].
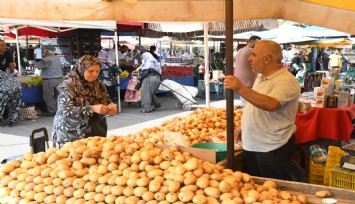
[295, 104, 355, 144]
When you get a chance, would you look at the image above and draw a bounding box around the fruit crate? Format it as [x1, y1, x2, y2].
[323, 146, 347, 185]
[309, 158, 325, 185]
[329, 166, 355, 190]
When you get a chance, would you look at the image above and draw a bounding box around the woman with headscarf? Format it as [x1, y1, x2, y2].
[52, 55, 117, 148]
[138, 46, 162, 113]
[0, 71, 22, 127]
[97, 49, 121, 101]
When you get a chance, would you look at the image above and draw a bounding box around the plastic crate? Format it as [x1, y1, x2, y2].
[329, 167, 355, 190]
[323, 146, 347, 185]
[309, 158, 325, 185]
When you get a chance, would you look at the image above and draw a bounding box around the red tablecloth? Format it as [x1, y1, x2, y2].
[295, 104, 355, 144]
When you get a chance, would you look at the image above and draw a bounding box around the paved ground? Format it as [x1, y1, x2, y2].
[0, 92, 238, 162]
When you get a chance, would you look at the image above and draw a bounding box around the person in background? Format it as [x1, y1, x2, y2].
[308, 47, 317, 72]
[0, 40, 16, 73]
[149, 45, 159, 61]
[138, 46, 162, 113]
[35, 45, 63, 116]
[328, 49, 342, 74]
[52, 55, 117, 148]
[224, 40, 300, 180]
[0, 72, 22, 127]
[234, 35, 261, 105]
[27, 45, 35, 69]
[280, 44, 289, 67]
[98, 49, 121, 101]
[321, 47, 331, 70]
[34, 45, 42, 63]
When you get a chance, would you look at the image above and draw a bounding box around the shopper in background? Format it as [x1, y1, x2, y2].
[0, 40, 16, 73]
[34, 45, 42, 63]
[98, 49, 121, 101]
[35, 45, 63, 116]
[321, 46, 331, 70]
[52, 55, 117, 148]
[0, 72, 22, 127]
[328, 49, 342, 75]
[26, 45, 35, 69]
[225, 40, 300, 180]
[234, 35, 261, 105]
[138, 46, 162, 113]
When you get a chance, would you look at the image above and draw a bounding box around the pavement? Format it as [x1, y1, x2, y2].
[0, 92, 239, 162]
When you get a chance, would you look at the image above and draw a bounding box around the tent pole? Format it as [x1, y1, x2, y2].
[15, 28, 22, 74]
[203, 22, 210, 108]
[114, 31, 121, 113]
[225, 0, 235, 170]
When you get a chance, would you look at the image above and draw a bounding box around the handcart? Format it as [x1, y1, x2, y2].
[159, 79, 198, 111]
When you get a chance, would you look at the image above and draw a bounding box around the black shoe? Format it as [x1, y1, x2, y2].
[41, 112, 56, 117]
[140, 110, 152, 113]
[4, 121, 14, 127]
[154, 103, 161, 109]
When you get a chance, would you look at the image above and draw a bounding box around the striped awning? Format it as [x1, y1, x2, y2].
[141, 19, 279, 39]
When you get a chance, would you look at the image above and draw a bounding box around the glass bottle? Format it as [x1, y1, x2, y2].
[338, 84, 349, 108]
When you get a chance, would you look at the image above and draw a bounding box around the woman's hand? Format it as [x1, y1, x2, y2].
[234, 126, 242, 143]
[106, 103, 117, 116]
[92, 104, 108, 115]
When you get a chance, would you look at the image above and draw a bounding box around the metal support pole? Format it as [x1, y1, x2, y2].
[114, 31, 121, 113]
[225, 0, 235, 170]
[203, 22, 210, 107]
[15, 29, 22, 74]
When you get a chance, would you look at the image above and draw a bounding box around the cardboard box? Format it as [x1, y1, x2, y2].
[315, 98, 326, 108]
[155, 144, 218, 164]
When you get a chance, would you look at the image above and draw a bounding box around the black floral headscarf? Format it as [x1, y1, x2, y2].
[66, 55, 109, 106]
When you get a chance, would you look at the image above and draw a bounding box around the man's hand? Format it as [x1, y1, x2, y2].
[224, 75, 243, 92]
[106, 103, 118, 116]
[234, 126, 242, 143]
[92, 104, 108, 115]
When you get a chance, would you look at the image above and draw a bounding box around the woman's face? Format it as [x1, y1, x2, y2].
[83, 64, 100, 82]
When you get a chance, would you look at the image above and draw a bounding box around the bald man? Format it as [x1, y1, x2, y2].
[225, 40, 300, 180]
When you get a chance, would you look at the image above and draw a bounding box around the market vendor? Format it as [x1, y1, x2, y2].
[224, 40, 300, 180]
[52, 55, 117, 148]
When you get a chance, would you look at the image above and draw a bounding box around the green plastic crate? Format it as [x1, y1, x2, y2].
[192, 143, 227, 162]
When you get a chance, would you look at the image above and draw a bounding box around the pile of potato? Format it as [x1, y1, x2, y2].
[128, 107, 243, 145]
[0, 136, 307, 204]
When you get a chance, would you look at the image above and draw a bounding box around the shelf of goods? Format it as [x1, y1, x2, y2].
[2, 107, 355, 203]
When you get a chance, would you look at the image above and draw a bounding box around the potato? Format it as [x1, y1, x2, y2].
[315, 190, 332, 198]
[1, 163, 16, 173]
[44, 195, 57, 204]
[34, 192, 47, 202]
[137, 177, 150, 187]
[219, 180, 232, 193]
[73, 189, 86, 198]
[279, 191, 292, 201]
[133, 187, 148, 197]
[204, 187, 220, 199]
[56, 195, 68, 204]
[192, 194, 207, 203]
[94, 193, 106, 202]
[196, 176, 209, 189]
[110, 185, 124, 196]
[148, 180, 161, 192]
[63, 187, 75, 197]
[154, 192, 166, 201]
[263, 180, 277, 189]
[297, 194, 307, 204]
[84, 192, 96, 200]
[166, 192, 178, 203]
[180, 185, 198, 192]
[178, 191, 194, 202]
[147, 169, 164, 178]
[142, 191, 155, 201]
[104, 194, 117, 203]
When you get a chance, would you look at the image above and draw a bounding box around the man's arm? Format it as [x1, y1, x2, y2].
[35, 58, 47, 69]
[224, 75, 281, 112]
[119, 59, 137, 69]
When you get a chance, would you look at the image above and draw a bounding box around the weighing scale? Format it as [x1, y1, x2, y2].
[340, 143, 355, 171]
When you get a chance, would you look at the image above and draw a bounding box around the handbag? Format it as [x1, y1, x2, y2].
[85, 113, 107, 137]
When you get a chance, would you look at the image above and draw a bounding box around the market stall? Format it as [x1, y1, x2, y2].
[295, 104, 355, 144]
